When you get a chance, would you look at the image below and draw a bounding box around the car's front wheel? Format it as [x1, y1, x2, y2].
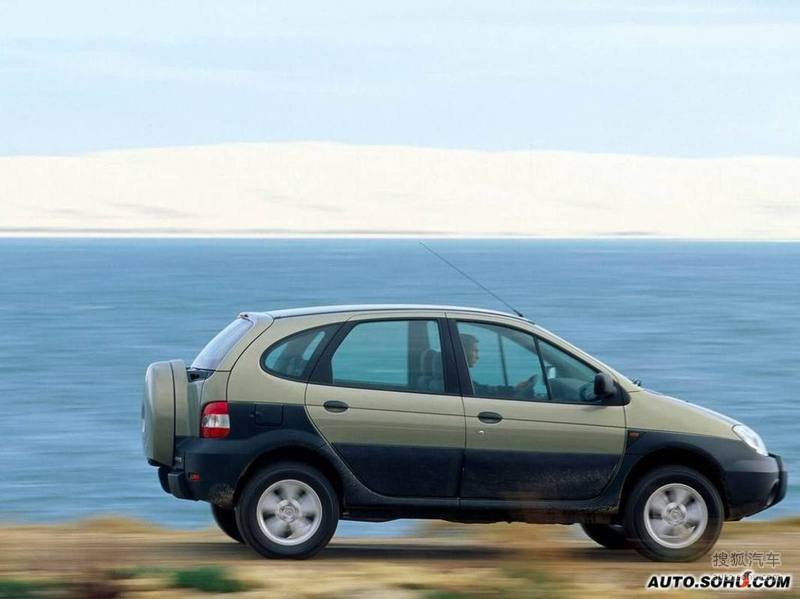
[211, 504, 244, 543]
[235, 462, 339, 559]
[625, 466, 723, 562]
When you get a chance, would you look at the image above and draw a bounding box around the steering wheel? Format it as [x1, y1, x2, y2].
[578, 382, 597, 402]
[518, 374, 538, 398]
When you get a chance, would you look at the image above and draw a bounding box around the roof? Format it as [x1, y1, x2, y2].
[260, 304, 530, 322]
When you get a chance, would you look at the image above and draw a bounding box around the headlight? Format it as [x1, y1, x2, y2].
[733, 424, 768, 456]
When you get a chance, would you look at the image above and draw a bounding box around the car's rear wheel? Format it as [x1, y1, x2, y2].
[625, 466, 723, 562]
[235, 462, 339, 559]
[580, 523, 629, 549]
[211, 504, 244, 543]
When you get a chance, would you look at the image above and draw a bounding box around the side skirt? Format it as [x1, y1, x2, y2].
[342, 506, 620, 525]
[320, 441, 627, 525]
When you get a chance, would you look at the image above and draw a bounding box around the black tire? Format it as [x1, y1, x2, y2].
[624, 466, 723, 562]
[580, 523, 630, 549]
[211, 504, 244, 544]
[235, 462, 339, 559]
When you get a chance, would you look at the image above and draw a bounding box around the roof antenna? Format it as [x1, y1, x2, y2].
[419, 242, 525, 318]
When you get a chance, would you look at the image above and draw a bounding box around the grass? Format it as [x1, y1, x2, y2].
[108, 564, 248, 594]
[109, 564, 247, 593]
[169, 566, 246, 594]
[416, 564, 568, 599]
[0, 578, 60, 598]
[0, 577, 123, 599]
[500, 563, 568, 599]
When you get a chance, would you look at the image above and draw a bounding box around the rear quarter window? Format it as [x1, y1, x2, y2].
[192, 317, 254, 370]
[261, 325, 339, 381]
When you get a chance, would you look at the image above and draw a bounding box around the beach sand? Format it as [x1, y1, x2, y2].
[2, 142, 800, 239]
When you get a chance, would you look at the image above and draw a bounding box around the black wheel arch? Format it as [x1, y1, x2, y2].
[233, 443, 344, 507]
[619, 445, 729, 518]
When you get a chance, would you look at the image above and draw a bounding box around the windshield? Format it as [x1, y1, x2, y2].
[532, 324, 635, 386]
[192, 317, 254, 370]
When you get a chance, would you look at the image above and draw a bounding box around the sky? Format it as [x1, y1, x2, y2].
[2, 0, 799, 157]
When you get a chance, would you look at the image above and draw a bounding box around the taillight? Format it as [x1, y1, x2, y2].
[200, 402, 230, 438]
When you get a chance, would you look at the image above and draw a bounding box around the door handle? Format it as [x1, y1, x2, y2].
[323, 400, 349, 413]
[478, 411, 502, 424]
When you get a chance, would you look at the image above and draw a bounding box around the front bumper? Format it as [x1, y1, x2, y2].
[725, 452, 787, 520]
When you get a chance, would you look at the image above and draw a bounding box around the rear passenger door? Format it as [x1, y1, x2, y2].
[305, 313, 465, 497]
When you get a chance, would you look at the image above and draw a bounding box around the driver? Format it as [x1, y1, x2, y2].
[460, 333, 537, 398]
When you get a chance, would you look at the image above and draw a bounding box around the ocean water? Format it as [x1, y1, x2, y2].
[0, 239, 797, 536]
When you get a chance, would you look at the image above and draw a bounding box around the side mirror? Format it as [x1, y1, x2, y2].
[593, 372, 616, 399]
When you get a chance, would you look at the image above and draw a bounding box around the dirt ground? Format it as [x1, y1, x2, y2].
[1, 517, 798, 598]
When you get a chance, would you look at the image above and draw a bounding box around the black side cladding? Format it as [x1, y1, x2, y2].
[162, 405, 785, 524]
[333, 443, 462, 497]
[461, 449, 621, 499]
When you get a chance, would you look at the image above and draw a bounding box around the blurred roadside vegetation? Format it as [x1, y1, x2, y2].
[0, 517, 797, 598]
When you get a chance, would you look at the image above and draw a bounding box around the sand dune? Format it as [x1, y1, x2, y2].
[1, 143, 799, 238]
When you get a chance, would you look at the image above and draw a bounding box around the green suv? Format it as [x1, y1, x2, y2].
[142, 305, 786, 561]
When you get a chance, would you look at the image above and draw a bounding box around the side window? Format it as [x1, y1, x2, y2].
[330, 320, 444, 393]
[456, 321, 547, 401]
[538, 339, 599, 404]
[262, 325, 338, 381]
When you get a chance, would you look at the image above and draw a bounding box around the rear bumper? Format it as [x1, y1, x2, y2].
[157, 466, 197, 501]
[156, 466, 240, 507]
[725, 452, 787, 520]
[158, 466, 198, 500]
[152, 419, 330, 508]
[155, 437, 256, 507]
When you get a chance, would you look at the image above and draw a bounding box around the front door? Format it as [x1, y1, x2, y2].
[305, 314, 465, 497]
[452, 318, 626, 500]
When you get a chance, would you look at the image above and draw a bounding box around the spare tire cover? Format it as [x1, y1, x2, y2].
[142, 360, 185, 465]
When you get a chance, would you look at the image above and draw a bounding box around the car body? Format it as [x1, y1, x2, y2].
[142, 305, 786, 561]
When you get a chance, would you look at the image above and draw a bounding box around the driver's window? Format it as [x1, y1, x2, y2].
[538, 339, 599, 404]
[456, 321, 547, 401]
